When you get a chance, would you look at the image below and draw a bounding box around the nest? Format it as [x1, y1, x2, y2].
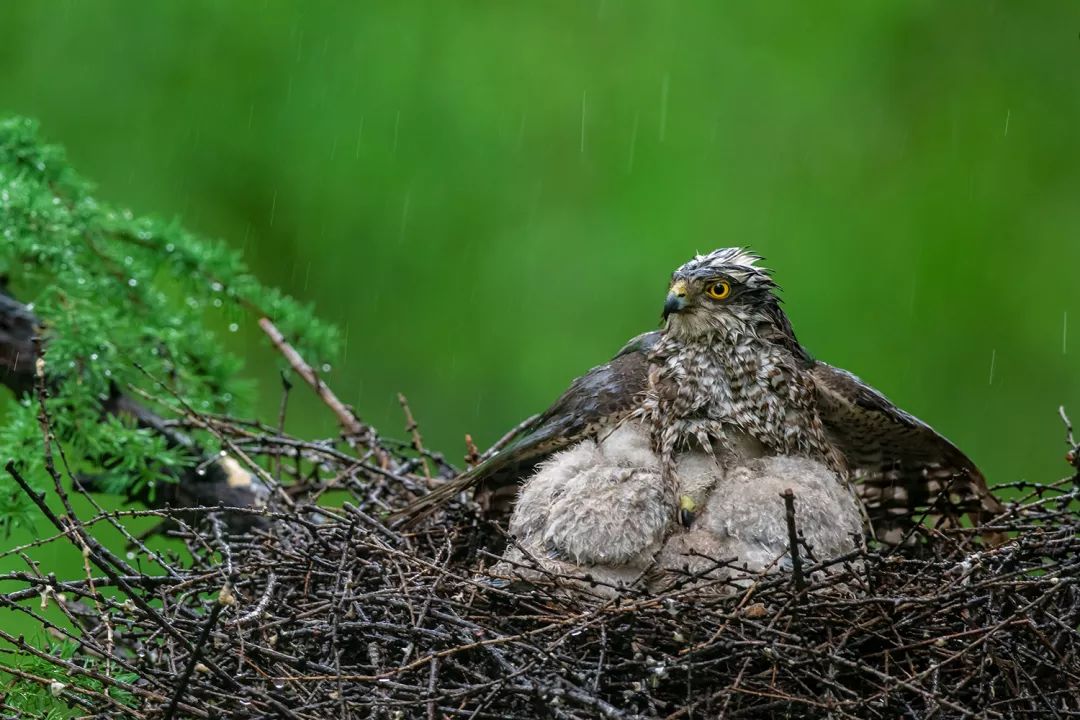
[2, 337, 1080, 720]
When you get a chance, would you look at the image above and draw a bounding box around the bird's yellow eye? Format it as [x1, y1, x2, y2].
[705, 280, 731, 300]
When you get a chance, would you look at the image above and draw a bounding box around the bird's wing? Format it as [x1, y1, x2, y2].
[810, 362, 1004, 543]
[389, 331, 660, 523]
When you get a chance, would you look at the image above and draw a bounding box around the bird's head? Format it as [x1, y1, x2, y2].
[661, 248, 781, 340]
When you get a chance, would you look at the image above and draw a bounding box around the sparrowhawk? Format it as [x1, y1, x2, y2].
[394, 249, 1002, 586]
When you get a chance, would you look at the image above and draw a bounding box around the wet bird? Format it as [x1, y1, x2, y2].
[394, 249, 1002, 585]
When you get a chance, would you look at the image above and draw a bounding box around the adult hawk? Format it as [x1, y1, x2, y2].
[394, 249, 1002, 568]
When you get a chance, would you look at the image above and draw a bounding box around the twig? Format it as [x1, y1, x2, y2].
[1061, 406, 1078, 471]
[399, 392, 432, 480]
[781, 489, 806, 592]
[130, 365, 296, 508]
[275, 370, 293, 482]
[163, 599, 227, 720]
[258, 317, 387, 466]
[464, 434, 481, 468]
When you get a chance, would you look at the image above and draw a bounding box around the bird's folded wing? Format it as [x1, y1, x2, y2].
[810, 362, 1005, 543]
[389, 331, 660, 523]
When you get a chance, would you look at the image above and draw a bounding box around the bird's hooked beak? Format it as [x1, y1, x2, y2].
[663, 279, 689, 320]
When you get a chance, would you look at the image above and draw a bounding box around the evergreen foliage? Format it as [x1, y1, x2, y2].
[0, 116, 338, 533]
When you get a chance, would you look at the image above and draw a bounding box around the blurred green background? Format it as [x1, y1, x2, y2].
[2, 0, 1079, 492]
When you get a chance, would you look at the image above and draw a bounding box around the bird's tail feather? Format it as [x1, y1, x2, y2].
[387, 430, 539, 527]
[387, 468, 480, 528]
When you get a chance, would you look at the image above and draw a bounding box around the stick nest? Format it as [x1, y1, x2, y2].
[3, 383, 1080, 720]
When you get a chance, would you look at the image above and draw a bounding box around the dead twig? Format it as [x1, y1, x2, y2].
[464, 434, 481, 468]
[781, 488, 807, 591]
[1061, 406, 1079, 471]
[258, 316, 388, 466]
[399, 392, 432, 481]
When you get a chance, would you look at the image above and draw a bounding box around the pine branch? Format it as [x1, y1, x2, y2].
[0, 287, 269, 529]
[0, 117, 343, 530]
